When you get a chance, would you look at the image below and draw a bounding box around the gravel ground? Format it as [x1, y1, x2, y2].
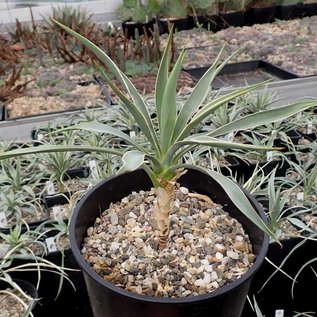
[167, 16, 317, 77]
[4, 16, 317, 118]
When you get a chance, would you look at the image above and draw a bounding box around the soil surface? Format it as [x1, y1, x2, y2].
[3, 15, 317, 119]
[83, 186, 254, 298]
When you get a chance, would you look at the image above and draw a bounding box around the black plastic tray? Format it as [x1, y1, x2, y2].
[183, 60, 299, 90]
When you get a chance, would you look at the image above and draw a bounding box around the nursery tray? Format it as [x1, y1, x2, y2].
[183, 60, 299, 90]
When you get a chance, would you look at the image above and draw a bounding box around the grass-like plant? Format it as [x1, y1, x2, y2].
[1, 21, 317, 248]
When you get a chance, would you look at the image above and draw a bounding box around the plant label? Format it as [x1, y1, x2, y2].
[307, 123, 313, 134]
[45, 237, 58, 253]
[266, 151, 273, 162]
[88, 160, 99, 180]
[296, 112, 301, 121]
[227, 132, 234, 142]
[297, 192, 304, 202]
[0, 212, 8, 228]
[52, 206, 61, 221]
[46, 181, 55, 195]
[129, 131, 136, 138]
[37, 133, 44, 141]
[275, 310, 284, 317]
[0, 243, 10, 259]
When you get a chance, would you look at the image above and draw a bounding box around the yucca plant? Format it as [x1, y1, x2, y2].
[257, 167, 316, 242]
[284, 158, 317, 207]
[1, 22, 317, 249]
[0, 222, 47, 260]
[0, 188, 44, 228]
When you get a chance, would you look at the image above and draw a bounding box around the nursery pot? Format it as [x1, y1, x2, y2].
[243, 237, 317, 316]
[70, 168, 269, 317]
[0, 278, 38, 313]
[122, 19, 155, 39]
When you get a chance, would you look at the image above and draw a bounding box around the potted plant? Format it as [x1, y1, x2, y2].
[246, 0, 280, 25]
[0, 275, 38, 317]
[0, 220, 75, 317]
[186, 0, 220, 31]
[242, 166, 317, 316]
[156, 0, 190, 33]
[116, 0, 157, 38]
[1, 21, 316, 316]
[217, 0, 250, 29]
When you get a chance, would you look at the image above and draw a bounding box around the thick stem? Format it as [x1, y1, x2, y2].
[154, 169, 187, 250]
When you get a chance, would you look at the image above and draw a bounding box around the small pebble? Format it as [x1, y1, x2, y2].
[83, 187, 255, 298]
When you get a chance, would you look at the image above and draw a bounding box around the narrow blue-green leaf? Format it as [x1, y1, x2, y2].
[52, 19, 156, 148]
[193, 166, 275, 238]
[292, 256, 317, 298]
[179, 135, 281, 150]
[161, 49, 187, 154]
[177, 80, 270, 141]
[306, 164, 317, 195]
[209, 100, 317, 138]
[142, 164, 161, 188]
[166, 135, 282, 162]
[172, 45, 237, 142]
[62, 122, 148, 153]
[118, 150, 145, 173]
[0, 145, 124, 160]
[96, 65, 160, 153]
[155, 28, 173, 128]
[287, 218, 315, 234]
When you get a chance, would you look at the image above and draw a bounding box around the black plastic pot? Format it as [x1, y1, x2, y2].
[234, 157, 289, 183]
[274, 129, 302, 147]
[0, 209, 49, 234]
[278, 3, 305, 20]
[158, 17, 190, 34]
[41, 166, 89, 208]
[304, 2, 317, 17]
[188, 14, 222, 32]
[246, 6, 278, 25]
[64, 166, 90, 180]
[219, 11, 246, 29]
[32, 248, 93, 317]
[273, 129, 302, 164]
[242, 238, 317, 316]
[298, 130, 317, 141]
[44, 191, 71, 210]
[122, 19, 155, 39]
[0, 278, 38, 313]
[219, 155, 241, 177]
[70, 168, 269, 317]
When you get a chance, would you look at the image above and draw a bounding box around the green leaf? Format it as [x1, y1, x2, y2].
[0, 145, 123, 160]
[305, 164, 317, 197]
[160, 49, 187, 154]
[119, 150, 145, 173]
[61, 121, 147, 153]
[52, 19, 159, 151]
[96, 65, 160, 154]
[195, 166, 275, 238]
[209, 100, 317, 138]
[166, 135, 282, 162]
[155, 28, 172, 129]
[177, 80, 270, 141]
[172, 45, 236, 142]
